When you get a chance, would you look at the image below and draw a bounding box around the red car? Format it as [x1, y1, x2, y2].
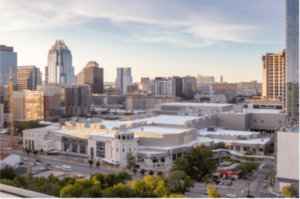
[36, 159, 42, 162]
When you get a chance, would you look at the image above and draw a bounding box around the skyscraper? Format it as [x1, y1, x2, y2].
[262, 50, 286, 100]
[47, 40, 75, 84]
[116, 68, 132, 94]
[285, 0, 299, 120]
[76, 61, 103, 94]
[17, 65, 41, 91]
[0, 45, 17, 87]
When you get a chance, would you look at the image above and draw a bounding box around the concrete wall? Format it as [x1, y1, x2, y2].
[249, 113, 285, 130]
[217, 113, 249, 131]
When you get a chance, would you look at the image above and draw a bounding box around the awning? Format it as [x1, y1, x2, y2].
[101, 158, 120, 165]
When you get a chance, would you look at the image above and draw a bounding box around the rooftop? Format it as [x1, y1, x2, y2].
[130, 126, 192, 135]
[243, 109, 284, 114]
[199, 129, 258, 136]
[160, 102, 231, 107]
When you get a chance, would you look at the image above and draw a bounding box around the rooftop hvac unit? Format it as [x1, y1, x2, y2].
[207, 126, 216, 132]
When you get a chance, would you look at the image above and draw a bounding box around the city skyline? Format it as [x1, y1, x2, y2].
[0, 0, 285, 82]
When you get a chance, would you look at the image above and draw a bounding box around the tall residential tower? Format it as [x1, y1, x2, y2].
[116, 68, 132, 94]
[285, 0, 299, 120]
[47, 40, 75, 85]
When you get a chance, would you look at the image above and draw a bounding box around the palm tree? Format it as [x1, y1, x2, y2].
[88, 160, 94, 178]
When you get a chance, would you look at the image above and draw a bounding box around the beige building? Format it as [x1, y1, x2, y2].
[104, 85, 120, 95]
[17, 66, 41, 91]
[196, 74, 215, 86]
[13, 90, 44, 122]
[127, 83, 139, 93]
[262, 50, 286, 100]
[37, 85, 61, 121]
[237, 81, 261, 90]
[212, 82, 237, 101]
[126, 94, 180, 110]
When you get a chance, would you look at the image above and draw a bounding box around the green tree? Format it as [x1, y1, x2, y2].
[51, 183, 63, 197]
[117, 171, 132, 183]
[167, 170, 195, 193]
[88, 160, 94, 178]
[265, 142, 274, 154]
[0, 165, 17, 180]
[281, 185, 298, 198]
[18, 139, 23, 145]
[157, 171, 163, 176]
[96, 161, 100, 168]
[60, 183, 84, 198]
[133, 168, 137, 174]
[140, 169, 146, 176]
[126, 152, 136, 170]
[149, 170, 154, 176]
[206, 184, 221, 198]
[172, 145, 216, 182]
[0, 179, 15, 186]
[214, 142, 228, 149]
[33, 150, 38, 156]
[270, 172, 275, 186]
[235, 162, 259, 179]
[25, 149, 30, 155]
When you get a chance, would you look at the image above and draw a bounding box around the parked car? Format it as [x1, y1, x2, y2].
[19, 162, 24, 165]
[46, 163, 52, 167]
[227, 181, 232, 186]
[22, 158, 27, 161]
[219, 181, 223, 186]
[263, 183, 268, 188]
[36, 159, 42, 162]
[226, 194, 236, 198]
[55, 166, 61, 169]
[36, 162, 42, 165]
[40, 167, 46, 171]
[202, 189, 208, 195]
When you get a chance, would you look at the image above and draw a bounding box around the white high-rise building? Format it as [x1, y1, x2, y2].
[47, 40, 75, 85]
[154, 80, 173, 96]
[116, 68, 132, 94]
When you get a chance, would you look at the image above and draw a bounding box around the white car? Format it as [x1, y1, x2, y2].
[226, 194, 236, 198]
[219, 181, 223, 186]
[36, 162, 42, 165]
[22, 158, 27, 161]
[40, 167, 47, 171]
[55, 166, 61, 169]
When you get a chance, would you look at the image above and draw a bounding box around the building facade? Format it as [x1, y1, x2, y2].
[127, 84, 138, 94]
[196, 74, 215, 87]
[237, 81, 261, 90]
[13, 90, 44, 122]
[37, 85, 61, 121]
[285, 0, 299, 120]
[141, 78, 149, 84]
[182, 76, 197, 99]
[104, 85, 120, 95]
[116, 68, 132, 95]
[76, 61, 103, 94]
[212, 83, 237, 101]
[154, 80, 173, 96]
[126, 94, 180, 110]
[17, 66, 41, 91]
[262, 50, 286, 100]
[0, 45, 17, 87]
[91, 94, 126, 105]
[47, 40, 75, 84]
[64, 84, 91, 116]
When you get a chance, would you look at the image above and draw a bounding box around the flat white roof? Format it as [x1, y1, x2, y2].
[130, 126, 192, 135]
[198, 129, 259, 136]
[98, 115, 202, 128]
[52, 129, 115, 138]
[138, 151, 166, 155]
[210, 138, 271, 145]
[160, 102, 232, 107]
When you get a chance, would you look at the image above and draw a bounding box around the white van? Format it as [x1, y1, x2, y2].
[61, 165, 72, 171]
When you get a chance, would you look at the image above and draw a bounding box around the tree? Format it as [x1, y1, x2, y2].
[117, 171, 132, 183]
[133, 168, 137, 174]
[0, 165, 17, 180]
[88, 160, 94, 178]
[25, 149, 30, 155]
[206, 184, 221, 198]
[149, 170, 154, 176]
[33, 150, 38, 156]
[214, 142, 227, 150]
[269, 172, 275, 186]
[172, 145, 216, 182]
[18, 139, 23, 145]
[235, 162, 259, 179]
[281, 185, 298, 198]
[126, 152, 136, 170]
[96, 161, 100, 168]
[167, 170, 195, 193]
[60, 183, 84, 197]
[140, 169, 146, 176]
[265, 142, 274, 155]
[157, 171, 163, 176]
[1, 179, 15, 186]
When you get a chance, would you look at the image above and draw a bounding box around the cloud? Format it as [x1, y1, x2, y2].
[0, 0, 284, 45]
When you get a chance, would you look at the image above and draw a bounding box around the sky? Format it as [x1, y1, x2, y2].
[0, 0, 285, 83]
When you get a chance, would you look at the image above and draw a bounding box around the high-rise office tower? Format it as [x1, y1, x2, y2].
[154, 80, 173, 96]
[220, 76, 223, 82]
[37, 85, 61, 121]
[17, 66, 41, 91]
[47, 40, 75, 84]
[182, 76, 197, 99]
[262, 50, 286, 100]
[64, 84, 91, 116]
[116, 68, 132, 94]
[0, 45, 17, 86]
[76, 61, 103, 94]
[45, 66, 49, 85]
[285, 0, 299, 120]
[141, 77, 149, 84]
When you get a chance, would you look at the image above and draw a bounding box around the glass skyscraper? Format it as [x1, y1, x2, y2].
[285, 0, 299, 120]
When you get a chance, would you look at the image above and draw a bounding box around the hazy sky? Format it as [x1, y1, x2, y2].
[0, 0, 285, 83]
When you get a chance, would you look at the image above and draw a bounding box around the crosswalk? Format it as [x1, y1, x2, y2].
[244, 188, 269, 193]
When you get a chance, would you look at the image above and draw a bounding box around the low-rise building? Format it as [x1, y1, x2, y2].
[212, 83, 237, 101]
[194, 94, 227, 103]
[104, 85, 120, 95]
[91, 94, 126, 105]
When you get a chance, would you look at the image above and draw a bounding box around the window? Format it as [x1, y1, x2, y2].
[261, 120, 264, 123]
[123, 149, 125, 152]
[129, 148, 131, 152]
[235, 146, 241, 151]
[254, 120, 256, 122]
[153, 158, 158, 163]
[157, 164, 161, 167]
[96, 142, 105, 158]
[160, 157, 165, 163]
[259, 148, 264, 152]
[122, 136, 126, 140]
[72, 144, 78, 153]
[118, 135, 120, 139]
[127, 135, 130, 139]
[117, 148, 118, 152]
[172, 154, 177, 161]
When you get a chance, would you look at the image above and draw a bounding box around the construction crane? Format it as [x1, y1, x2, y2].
[1, 67, 47, 147]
